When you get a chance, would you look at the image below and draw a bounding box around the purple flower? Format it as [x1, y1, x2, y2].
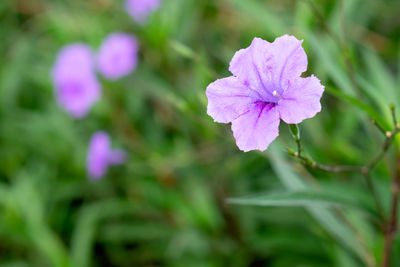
[125, 0, 160, 24]
[52, 44, 101, 118]
[97, 33, 139, 80]
[86, 131, 126, 180]
[206, 35, 324, 152]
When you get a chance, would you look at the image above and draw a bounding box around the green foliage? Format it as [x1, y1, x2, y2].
[0, 0, 399, 266]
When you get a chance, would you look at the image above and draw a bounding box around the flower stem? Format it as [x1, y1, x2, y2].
[289, 124, 301, 157]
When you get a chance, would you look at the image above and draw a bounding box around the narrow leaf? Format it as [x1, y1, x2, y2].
[227, 190, 360, 208]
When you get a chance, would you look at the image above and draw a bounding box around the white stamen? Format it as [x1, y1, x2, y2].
[272, 90, 281, 100]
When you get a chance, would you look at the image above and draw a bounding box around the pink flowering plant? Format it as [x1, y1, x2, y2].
[5, 1, 400, 267]
[87, 131, 126, 180]
[206, 34, 400, 267]
[52, 44, 101, 118]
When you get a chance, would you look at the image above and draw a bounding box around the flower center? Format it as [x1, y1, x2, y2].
[272, 90, 282, 100]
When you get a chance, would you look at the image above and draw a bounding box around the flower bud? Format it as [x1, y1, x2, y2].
[289, 124, 300, 141]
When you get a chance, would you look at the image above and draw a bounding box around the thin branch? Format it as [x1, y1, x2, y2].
[365, 126, 400, 171]
[298, 153, 363, 173]
[304, 0, 342, 45]
[338, 0, 363, 99]
[381, 152, 400, 267]
[372, 119, 387, 135]
[289, 118, 400, 174]
[390, 104, 397, 128]
[363, 172, 385, 221]
[287, 108, 400, 224]
[333, 207, 376, 267]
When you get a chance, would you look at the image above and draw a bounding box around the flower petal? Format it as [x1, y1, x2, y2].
[278, 75, 324, 124]
[231, 103, 280, 152]
[206, 76, 257, 123]
[229, 38, 276, 103]
[125, 0, 160, 24]
[97, 32, 139, 80]
[108, 149, 126, 165]
[87, 131, 111, 179]
[269, 35, 307, 93]
[55, 75, 101, 119]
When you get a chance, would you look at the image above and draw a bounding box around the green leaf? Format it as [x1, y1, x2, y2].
[98, 222, 172, 243]
[227, 0, 287, 36]
[227, 190, 361, 208]
[325, 85, 388, 129]
[304, 32, 354, 96]
[70, 199, 140, 267]
[169, 40, 198, 60]
[11, 176, 71, 267]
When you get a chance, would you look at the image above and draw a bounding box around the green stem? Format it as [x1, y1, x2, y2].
[381, 152, 400, 267]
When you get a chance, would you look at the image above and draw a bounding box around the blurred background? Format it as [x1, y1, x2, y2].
[1, 0, 400, 266]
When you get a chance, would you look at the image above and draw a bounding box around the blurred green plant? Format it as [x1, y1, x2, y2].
[0, 0, 400, 266]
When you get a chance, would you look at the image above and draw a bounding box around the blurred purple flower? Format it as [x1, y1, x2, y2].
[87, 131, 126, 180]
[206, 35, 324, 152]
[52, 44, 101, 118]
[125, 0, 160, 24]
[97, 33, 139, 80]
